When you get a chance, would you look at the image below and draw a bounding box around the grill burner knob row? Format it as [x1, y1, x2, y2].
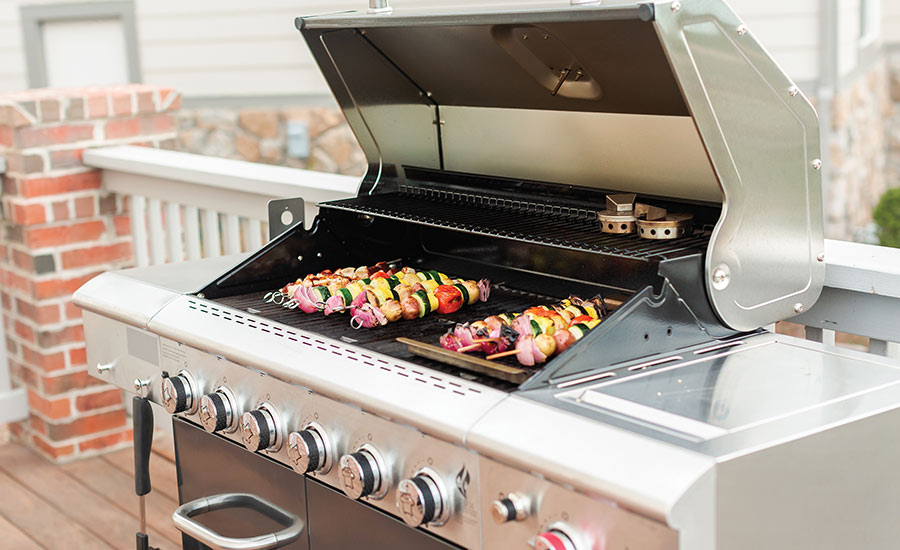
[396, 468, 449, 527]
[241, 404, 281, 452]
[198, 388, 237, 433]
[339, 445, 388, 500]
[287, 425, 330, 474]
[161, 372, 195, 414]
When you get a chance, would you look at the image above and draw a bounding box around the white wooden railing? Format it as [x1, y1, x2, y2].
[83, 146, 360, 267]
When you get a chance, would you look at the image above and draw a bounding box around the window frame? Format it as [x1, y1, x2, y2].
[20, 1, 142, 89]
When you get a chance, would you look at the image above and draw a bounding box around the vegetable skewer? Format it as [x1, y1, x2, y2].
[440, 296, 606, 366]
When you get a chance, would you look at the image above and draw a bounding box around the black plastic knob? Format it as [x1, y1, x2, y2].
[199, 392, 231, 433]
[241, 409, 275, 452]
[340, 450, 381, 499]
[396, 474, 444, 527]
[288, 429, 326, 474]
[161, 376, 191, 414]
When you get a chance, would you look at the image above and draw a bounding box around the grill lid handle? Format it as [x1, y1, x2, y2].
[173, 493, 304, 550]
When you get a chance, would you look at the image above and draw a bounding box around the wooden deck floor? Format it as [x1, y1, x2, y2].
[0, 437, 182, 550]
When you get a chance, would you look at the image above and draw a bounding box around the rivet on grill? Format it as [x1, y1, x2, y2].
[812, 159, 822, 170]
[712, 265, 731, 291]
[793, 303, 804, 314]
[817, 252, 825, 262]
[197, 293, 205, 299]
[789, 85, 800, 97]
[671, 1, 681, 12]
[737, 24, 747, 36]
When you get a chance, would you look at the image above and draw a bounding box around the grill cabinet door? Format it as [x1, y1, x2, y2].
[174, 419, 310, 550]
[305, 479, 460, 550]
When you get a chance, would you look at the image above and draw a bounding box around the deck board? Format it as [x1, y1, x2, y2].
[0, 444, 178, 550]
[61, 456, 183, 547]
[0, 468, 115, 550]
[0, 513, 43, 550]
[102, 444, 180, 503]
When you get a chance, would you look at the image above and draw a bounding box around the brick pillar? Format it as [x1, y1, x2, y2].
[0, 84, 180, 461]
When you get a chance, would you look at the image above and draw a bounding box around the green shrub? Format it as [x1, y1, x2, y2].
[874, 188, 900, 248]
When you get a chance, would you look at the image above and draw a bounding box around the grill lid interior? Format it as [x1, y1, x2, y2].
[299, 5, 721, 203]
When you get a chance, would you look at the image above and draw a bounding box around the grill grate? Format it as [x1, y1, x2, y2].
[319, 191, 711, 260]
[213, 285, 556, 390]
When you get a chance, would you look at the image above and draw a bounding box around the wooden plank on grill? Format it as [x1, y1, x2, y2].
[61, 456, 183, 547]
[398, 337, 532, 384]
[0, 444, 176, 550]
[102, 444, 180, 503]
[0, 512, 44, 550]
[0, 468, 114, 550]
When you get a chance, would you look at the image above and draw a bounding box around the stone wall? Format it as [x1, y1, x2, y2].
[887, 49, 900, 204]
[176, 106, 366, 177]
[827, 60, 893, 241]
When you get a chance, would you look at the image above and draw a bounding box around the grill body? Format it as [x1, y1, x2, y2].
[72, 2, 900, 549]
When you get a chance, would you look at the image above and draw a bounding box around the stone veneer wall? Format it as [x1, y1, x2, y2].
[826, 59, 893, 241]
[176, 106, 366, 177]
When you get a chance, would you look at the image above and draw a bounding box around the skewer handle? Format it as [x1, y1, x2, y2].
[486, 349, 521, 360]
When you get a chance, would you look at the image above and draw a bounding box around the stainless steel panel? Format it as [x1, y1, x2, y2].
[75, 272, 179, 329]
[441, 107, 721, 203]
[566, 341, 900, 437]
[480, 457, 678, 550]
[467, 394, 715, 523]
[147, 295, 506, 445]
[653, 0, 825, 330]
[714, 407, 900, 550]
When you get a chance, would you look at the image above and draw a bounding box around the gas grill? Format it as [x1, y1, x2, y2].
[75, 2, 900, 549]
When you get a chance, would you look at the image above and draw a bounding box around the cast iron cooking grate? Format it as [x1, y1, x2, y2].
[318, 189, 711, 260]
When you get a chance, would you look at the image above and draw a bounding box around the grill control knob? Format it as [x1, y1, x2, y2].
[396, 469, 449, 527]
[287, 425, 329, 474]
[534, 524, 585, 550]
[240, 404, 281, 452]
[339, 445, 388, 500]
[161, 373, 194, 414]
[198, 388, 236, 433]
[491, 492, 530, 524]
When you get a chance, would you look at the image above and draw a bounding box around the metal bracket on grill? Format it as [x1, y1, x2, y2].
[268, 198, 306, 240]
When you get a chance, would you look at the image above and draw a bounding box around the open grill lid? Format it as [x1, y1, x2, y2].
[296, 0, 825, 332]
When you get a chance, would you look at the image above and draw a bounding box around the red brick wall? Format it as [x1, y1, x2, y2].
[0, 85, 180, 461]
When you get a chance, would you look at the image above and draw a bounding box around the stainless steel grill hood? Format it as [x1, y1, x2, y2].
[296, 0, 825, 332]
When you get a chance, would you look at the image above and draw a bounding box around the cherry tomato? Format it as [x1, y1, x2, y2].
[434, 285, 463, 314]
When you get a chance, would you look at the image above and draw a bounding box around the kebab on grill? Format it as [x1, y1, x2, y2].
[347, 271, 491, 329]
[277, 262, 491, 326]
[439, 296, 605, 366]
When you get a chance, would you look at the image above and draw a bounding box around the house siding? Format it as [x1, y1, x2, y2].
[0, 0, 820, 97]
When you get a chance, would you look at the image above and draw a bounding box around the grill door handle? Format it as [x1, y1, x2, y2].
[173, 493, 304, 550]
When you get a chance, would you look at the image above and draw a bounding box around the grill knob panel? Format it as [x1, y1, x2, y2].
[287, 427, 328, 474]
[161, 374, 193, 414]
[241, 405, 280, 452]
[396, 470, 448, 527]
[339, 446, 387, 500]
[491, 492, 530, 524]
[198, 390, 234, 433]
